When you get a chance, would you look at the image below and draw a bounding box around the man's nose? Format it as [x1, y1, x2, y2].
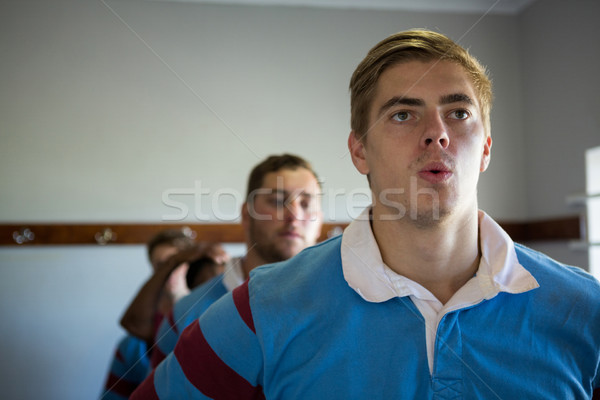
[421, 113, 450, 149]
[282, 199, 301, 222]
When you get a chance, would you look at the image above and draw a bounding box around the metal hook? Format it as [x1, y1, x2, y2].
[12, 228, 35, 244]
[95, 228, 117, 245]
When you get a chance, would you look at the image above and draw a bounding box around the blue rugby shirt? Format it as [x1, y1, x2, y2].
[100, 334, 150, 399]
[342, 209, 540, 373]
[133, 211, 600, 399]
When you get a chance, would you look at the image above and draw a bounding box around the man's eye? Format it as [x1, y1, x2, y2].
[268, 197, 285, 207]
[449, 109, 469, 120]
[391, 111, 411, 122]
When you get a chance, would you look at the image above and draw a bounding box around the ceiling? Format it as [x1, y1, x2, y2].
[147, 0, 538, 14]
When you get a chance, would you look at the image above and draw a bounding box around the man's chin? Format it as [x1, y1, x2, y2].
[274, 243, 304, 261]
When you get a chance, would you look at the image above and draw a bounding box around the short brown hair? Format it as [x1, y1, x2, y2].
[245, 154, 319, 200]
[350, 29, 492, 138]
[146, 229, 195, 260]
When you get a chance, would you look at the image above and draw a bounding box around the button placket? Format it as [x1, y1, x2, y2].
[432, 312, 463, 399]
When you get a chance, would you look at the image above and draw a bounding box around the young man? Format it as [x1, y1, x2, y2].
[133, 30, 600, 399]
[146, 153, 323, 367]
[101, 229, 219, 400]
[118, 230, 196, 343]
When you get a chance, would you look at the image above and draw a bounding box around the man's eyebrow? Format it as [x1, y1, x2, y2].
[378, 96, 425, 116]
[271, 189, 316, 198]
[440, 93, 474, 105]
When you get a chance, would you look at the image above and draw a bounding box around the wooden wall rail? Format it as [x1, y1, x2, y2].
[0, 223, 348, 246]
[499, 215, 584, 242]
[0, 215, 583, 246]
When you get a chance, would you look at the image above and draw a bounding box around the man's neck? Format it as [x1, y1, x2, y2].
[240, 250, 265, 280]
[372, 207, 481, 305]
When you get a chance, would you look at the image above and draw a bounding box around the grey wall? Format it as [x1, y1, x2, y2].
[520, 0, 600, 219]
[0, 0, 597, 398]
[518, 0, 600, 268]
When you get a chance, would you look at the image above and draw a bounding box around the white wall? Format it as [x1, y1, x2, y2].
[587, 147, 600, 278]
[0, 0, 528, 223]
[0, 0, 595, 398]
[0, 246, 147, 399]
[0, 242, 245, 400]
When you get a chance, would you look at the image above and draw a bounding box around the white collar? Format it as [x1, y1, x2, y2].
[341, 207, 539, 306]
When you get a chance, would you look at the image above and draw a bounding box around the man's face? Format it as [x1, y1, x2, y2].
[243, 167, 322, 263]
[349, 60, 492, 226]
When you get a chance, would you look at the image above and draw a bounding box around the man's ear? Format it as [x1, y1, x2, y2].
[348, 131, 370, 175]
[241, 202, 250, 231]
[480, 135, 492, 172]
[315, 209, 323, 238]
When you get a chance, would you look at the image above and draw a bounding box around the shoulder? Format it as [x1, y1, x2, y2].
[249, 235, 343, 296]
[174, 274, 228, 317]
[251, 235, 343, 279]
[117, 334, 146, 353]
[515, 243, 600, 304]
[246, 235, 349, 328]
[114, 335, 149, 368]
[516, 243, 599, 286]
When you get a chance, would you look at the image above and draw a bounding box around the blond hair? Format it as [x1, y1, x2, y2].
[350, 29, 492, 138]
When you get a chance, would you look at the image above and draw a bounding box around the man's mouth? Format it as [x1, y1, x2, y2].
[279, 230, 301, 239]
[418, 162, 452, 183]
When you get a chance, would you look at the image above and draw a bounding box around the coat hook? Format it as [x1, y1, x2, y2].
[12, 228, 35, 244]
[95, 228, 117, 245]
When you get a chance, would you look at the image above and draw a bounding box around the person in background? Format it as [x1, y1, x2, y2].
[100, 229, 223, 399]
[133, 30, 600, 399]
[119, 230, 193, 342]
[119, 230, 227, 343]
[147, 153, 323, 368]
